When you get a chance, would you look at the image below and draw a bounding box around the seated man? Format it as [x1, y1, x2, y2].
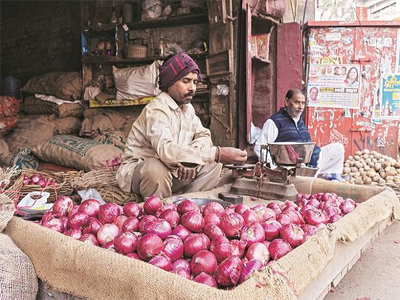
[117, 53, 247, 199]
[254, 88, 344, 178]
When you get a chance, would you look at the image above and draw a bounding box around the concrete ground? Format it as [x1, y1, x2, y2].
[324, 221, 400, 300]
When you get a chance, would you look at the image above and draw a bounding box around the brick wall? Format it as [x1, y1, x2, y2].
[0, 1, 82, 86]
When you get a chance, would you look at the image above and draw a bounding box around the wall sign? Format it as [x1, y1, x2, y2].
[307, 64, 361, 109]
[378, 74, 400, 119]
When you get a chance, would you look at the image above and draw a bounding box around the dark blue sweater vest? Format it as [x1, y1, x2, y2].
[270, 108, 320, 167]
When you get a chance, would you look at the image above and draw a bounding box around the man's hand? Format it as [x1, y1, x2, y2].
[177, 165, 197, 181]
[218, 147, 248, 165]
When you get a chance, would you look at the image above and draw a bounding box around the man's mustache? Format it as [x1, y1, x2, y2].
[184, 92, 195, 97]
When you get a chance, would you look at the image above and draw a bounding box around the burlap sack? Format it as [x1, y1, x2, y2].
[23, 96, 84, 118]
[80, 109, 127, 137]
[0, 138, 10, 167]
[0, 115, 19, 136]
[5, 115, 55, 154]
[22, 72, 82, 101]
[32, 135, 123, 172]
[55, 117, 82, 135]
[0, 233, 38, 300]
[9, 148, 40, 170]
[0, 96, 20, 116]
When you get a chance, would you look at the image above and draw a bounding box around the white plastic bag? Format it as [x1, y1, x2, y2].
[113, 60, 161, 101]
[78, 188, 106, 204]
[18, 191, 51, 210]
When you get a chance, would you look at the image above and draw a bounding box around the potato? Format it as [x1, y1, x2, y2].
[355, 177, 364, 185]
[372, 175, 380, 182]
[373, 163, 382, 171]
[371, 150, 378, 156]
[395, 162, 400, 169]
[344, 162, 350, 168]
[375, 153, 382, 160]
[351, 167, 358, 173]
[363, 176, 372, 184]
[363, 149, 370, 154]
[343, 167, 351, 174]
[386, 167, 397, 177]
[366, 169, 376, 177]
[394, 176, 400, 183]
[363, 154, 369, 160]
[365, 158, 372, 164]
[354, 171, 361, 177]
[379, 171, 386, 179]
[354, 155, 361, 161]
[364, 165, 370, 171]
[372, 158, 378, 164]
[348, 155, 354, 160]
[355, 151, 362, 156]
[368, 162, 375, 168]
[378, 178, 386, 185]
[354, 161, 363, 169]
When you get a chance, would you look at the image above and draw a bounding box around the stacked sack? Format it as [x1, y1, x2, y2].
[0, 96, 20, 136]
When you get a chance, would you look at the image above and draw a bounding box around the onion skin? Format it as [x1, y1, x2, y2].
[303, 208, 328, 226]
[240, 222, 265, 247]
[137, 234, 163, 261]
[126, 253, 140, 260]
[171, 268, 191, 279]
[79, 233, 99, 246]
[96, 223, 120, 246]
[42, 218, 64, 233]
[340, 199, 356, 215]
[183, 234, 210, 258]
[239, 259, 263, 283]
[159, 210, 180, 228]
[122, 217, 140, 233]
[202, 202, 225, 217]
[114, 232, 138, 254]
[190, 250, 217, 276]
[52, 196, 74, 218]
[192, 272, 218, 287]
[234, 204, 250, 215]
[83, 217, 102, 235]
[143, 196, 163, 215]
[155, 204, 177, 218]
[204, 224, 225, 240]
[139, 215, 157, 233]
[114, 215, 128, 230]
[67, 212, 89, 230]
[220, 212, 245, 238]
[163, 236, 184, 262]
[280, 224, 305, 248]
[241, 209, 259, 224]
[214, 256, 243, 287]
[180, 211, 205, 233]
[172, 259, 191, 273]
[203, 213, 221, 226]
[210, 236, 231, 262]
[123, 202, 142, 218]
[230, 240, 246, 259]
[142, 219, 172, 240]
[98, 203, 121, 224]
[262, 220, 282, 241]
[172, 225, 192, 242]
[64, 229, 82, 240]
[78, 199, 101, 218]
[246, 242, 270, 264]
[177, 199, 199, 215]
[268, 239, 292, 260]
[149, 254, 172, 271]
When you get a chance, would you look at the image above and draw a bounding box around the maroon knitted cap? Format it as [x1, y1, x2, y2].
[159, 53, 202, 91]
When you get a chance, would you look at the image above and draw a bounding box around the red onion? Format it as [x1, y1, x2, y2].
[324, 206, 342, 219]
[163, 236, 184, 262]
[177, 199, 199, 215]
[137, 234, 163, 261]
[159, 209, 180, 228]
[230, 240, 246, 258]
[67, 212, 89, 230]
[246, 242, 269, 264]
[190, 250, 217, 276]
[301, 224, 318, 238]
[252, 205, 276, 222]
[180, 211, 205, 233]
[52, 196, 74, 218]
[220, 212, 245, 238]
[268, 239, 292, 260]
[183, 233, 210, 257]
[280, 224, 305, 248]
[308, 198, 320, 208]
[114, 215, 128, 230]
[214, 256, 243, 287]
[209, 236, 231, 262]
[296, 195, 309, 207]
[64, 228, 82, 239]
[172, 225, 192, 241]
[38, 179, 48, 188]
[155, 204, 177, 218]
[83, 217, 102, 235]
[192, 272, 217, 287]
[263, 240, 271, 249]
[78, 199, 101, 218]
[330, 215, 342, 223]
[102, 241, 115, 251]
[139, 215, 157, 233]
[41, 211, 56, 224]
[79, 233, 99, 246]
[303, 208, 328, 226]
[203, 213, 221, 226]
[171, 268, 191, 279]
[122, 217, 140, 233]
[142, 219, 172, 240]
[123, 202, 142, 218]
[60, 217, 68, 231]
[202, 202, 225, 217]
[320, 193, 335, 202]
[240, 222, 265, 247]
[42, 218, 64, 233]
[144, 196, 163, 215]
[23, 178, 31, 185]
[239, 259, 263, 283]
[172, 258, 191, 273]
[234, 203, 250, 215]
[276, 212, 292, 226]
[68, 205, 80, 217]
[204, 224, 225, 240]
[31, 174, 41, 184]
[283, 209, 304, 225]
[224, 205, 236, 216]
[149, 254, 172, 271]
[262, 220, 281, 241]
[126, 253, 140, 259]
[97, 223, 120, 245]
[114, 232, 138, 254]
[300, 204, 315, 215]
[267, 202, 282, 215]
[98, 203, 121, 224]
[340, 199, 356, 215]
[242, 209, 259, 224]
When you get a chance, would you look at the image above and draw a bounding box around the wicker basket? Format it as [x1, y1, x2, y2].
[126, 43, 147, 59]
[19, 170, 80, 202]
[70, 168, 119, 190]
[97, 186, 137, 205]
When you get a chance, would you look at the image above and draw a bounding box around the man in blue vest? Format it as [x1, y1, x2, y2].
[254, 88, 344, 179]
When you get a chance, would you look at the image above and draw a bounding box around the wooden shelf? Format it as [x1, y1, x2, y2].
[252, 56, 270, 64]
[126, 13, 208, 30]
[82, 53, 208, 65]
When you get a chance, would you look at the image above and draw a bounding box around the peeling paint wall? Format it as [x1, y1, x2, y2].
[305, 24, 400, 158]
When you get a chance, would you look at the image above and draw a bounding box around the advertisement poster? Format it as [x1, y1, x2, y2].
[307, 64, 361, 109]
[378, 74, 400, 120]
[396, 29, 400, 73]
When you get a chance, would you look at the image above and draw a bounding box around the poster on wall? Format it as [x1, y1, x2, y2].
[378, 74, 400, 119]
[396, 29, 400, 73]
[307, 64, 361, 109]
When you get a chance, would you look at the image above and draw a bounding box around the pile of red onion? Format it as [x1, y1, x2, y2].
[23, 173, 55, 188]
[39, 193, 356, 289]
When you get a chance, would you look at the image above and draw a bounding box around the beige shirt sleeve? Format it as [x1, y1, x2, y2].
[144, 105, 216, 169]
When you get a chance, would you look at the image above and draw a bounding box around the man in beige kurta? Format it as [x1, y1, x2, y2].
[117, 53, 247, 199]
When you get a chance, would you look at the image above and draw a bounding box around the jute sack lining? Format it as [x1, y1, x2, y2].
[4, 180, 400, 300]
